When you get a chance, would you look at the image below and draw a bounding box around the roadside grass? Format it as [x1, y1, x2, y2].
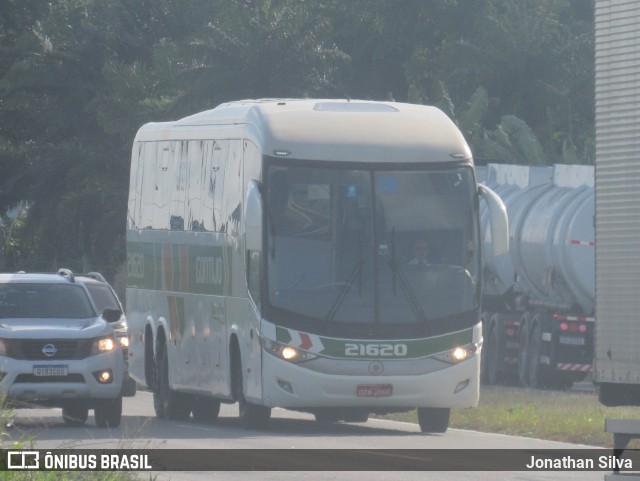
[382, 385, 640, 447]
[1, 402, 147, 480]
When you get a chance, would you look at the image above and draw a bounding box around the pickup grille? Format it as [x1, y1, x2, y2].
[16, 340, 92, 360]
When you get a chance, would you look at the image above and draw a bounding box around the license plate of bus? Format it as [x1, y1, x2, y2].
[357, 384, 393, 397]
[33, 365, 68, 377]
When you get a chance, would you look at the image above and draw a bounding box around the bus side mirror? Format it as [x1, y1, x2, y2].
[245, 180, 263, 252]
[478, 184, 509, 256]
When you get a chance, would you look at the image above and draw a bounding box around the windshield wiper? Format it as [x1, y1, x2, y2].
[389, 228, 432, 335]
[322, 230, 364, 326]
[323, 258, 363, 325]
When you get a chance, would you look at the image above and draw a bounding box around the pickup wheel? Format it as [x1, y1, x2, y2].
[62, 403, 88, 426]
[94, 396, 122, 428]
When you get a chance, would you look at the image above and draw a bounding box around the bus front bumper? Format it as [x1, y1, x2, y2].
[260, 351, 479, 410]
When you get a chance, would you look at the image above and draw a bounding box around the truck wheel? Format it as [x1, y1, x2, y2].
[231, 347, 270, 429]
[94, 396, 122, 428]
[480, 311, 493, 384]
[192, 394, 221, 424]
[417, 407, 450, 433]
[62, 403, 88, 426]
[518, 317, 530, 387]
[154, 341, 191, 421]
[527, 320, 544, 388]
[487, 321, 505, 385]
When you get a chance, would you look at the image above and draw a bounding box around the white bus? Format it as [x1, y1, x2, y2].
[126, 99, 508, 432]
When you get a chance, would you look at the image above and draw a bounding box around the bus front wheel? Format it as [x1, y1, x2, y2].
[417, 407, 450, 433]
[231, 348, 270, 429]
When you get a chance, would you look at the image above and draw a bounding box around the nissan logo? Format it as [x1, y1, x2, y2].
[42, 344, 57, 357]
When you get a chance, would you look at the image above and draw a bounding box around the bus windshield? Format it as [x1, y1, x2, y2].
[264, 160, 480, 338]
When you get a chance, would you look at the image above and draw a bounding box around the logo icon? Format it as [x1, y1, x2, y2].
[368, 361, 384, 375]
[7, 451, 39, 470]
[42, 344, 57, 357]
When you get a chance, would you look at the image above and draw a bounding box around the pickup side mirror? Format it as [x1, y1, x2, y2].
[478, 184, 509, 256]
[102, 307, 122, 323]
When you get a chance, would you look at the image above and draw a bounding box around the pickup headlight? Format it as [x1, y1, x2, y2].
[91, 336, 116, 356]
[118, 335, 129, 349]
[0, 338, 6, 357]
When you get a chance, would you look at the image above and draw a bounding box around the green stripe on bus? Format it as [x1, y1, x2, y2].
[274, 326, 473, 360]
[126, 241, 231, 295]
[318, 328, 473, 359]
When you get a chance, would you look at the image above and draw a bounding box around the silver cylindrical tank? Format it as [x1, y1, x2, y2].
[478, 164, 594, 314]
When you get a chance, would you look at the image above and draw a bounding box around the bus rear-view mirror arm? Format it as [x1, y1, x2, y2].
[478, 183, 509, 256]
[245, 180, 263, 252]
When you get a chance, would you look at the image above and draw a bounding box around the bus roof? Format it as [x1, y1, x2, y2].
[133, 99, 472, 164]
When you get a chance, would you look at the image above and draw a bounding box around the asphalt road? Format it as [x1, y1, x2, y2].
[4, 391, 612, 481]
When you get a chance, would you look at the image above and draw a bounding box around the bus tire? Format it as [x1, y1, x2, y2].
[417, 407, 450, 433]
[144, 325, 156, 391]
[192, 394, 221, 424]
[343, 409, 369, 423]
[314, 409, 341, 424]
[154, 340, 191, 421]
[231, 344, 270, 429]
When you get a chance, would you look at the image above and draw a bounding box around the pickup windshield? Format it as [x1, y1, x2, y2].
[0, 283, 96, 319]
[265, 160, 480, 337]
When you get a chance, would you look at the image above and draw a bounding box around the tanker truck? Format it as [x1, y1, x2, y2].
[477, 163, 594, 389]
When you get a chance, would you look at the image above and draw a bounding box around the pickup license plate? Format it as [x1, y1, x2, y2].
[559, 336, 585, 346]
[33, 365, 68, 377]
[357, 384, 393, 397]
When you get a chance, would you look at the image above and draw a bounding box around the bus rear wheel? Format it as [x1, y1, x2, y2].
[154, 341, 191, 421]
[417, 407, 450, 433]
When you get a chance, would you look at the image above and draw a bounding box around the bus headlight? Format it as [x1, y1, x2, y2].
[432, 343, 477, 364]
[261, 338, 316, 363]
